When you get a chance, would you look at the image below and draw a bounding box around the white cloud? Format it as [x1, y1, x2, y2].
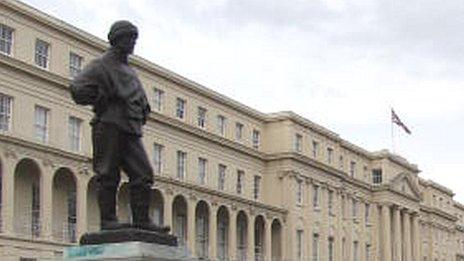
[22, 0, 464, 202]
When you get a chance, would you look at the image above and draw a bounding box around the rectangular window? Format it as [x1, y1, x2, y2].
[252, 129, 260, 149]
[198, 158, 207, 185]
[35, 39, 49, 69]
[0, 93, 12, 131]
[341, 195, 346, 218]
[365, 203, 370, 224]
[69, 52, 83, 77]
[312, 140, 319, 158]
[176, 151, 186, 180]
[297, 230, 303, 261]
[313, 185, 319, 208]
[197, 107, 207, 128]
[372, 169, 383, 184]
[296, 180, 303, 205]
[365, 244, 371, 261]
[217, 115, 226, 137]
[294, 133, 302, 152]
[328, 237, 334, 261]
[236, 170, 244, 195]
[176, 98, 185, 119]
[218, 164, 226, 190]
[31, 182, 40, 237]
[153, 88, 164, 112]
[0, 24, 13, 55]
[327, 148, 333, 164]
[328, 190, 334, 215]
[352, 198, 358, 219]
[353, 241, 359, 261]
[253, 175, 261, 200]
[235, 122, 243, 141]
[68, 116, 82, 151]
[350, 161, 356, 177]
[312, 233, 319, 261]
[153, 143, 163, 175]
[34, 105, 49, 142]
[339, 155, 344, 170]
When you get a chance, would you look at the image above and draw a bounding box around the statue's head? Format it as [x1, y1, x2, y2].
[108, 20, 138, 54]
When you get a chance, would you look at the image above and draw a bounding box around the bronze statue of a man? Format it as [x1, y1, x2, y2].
[70, 21, 168, 233]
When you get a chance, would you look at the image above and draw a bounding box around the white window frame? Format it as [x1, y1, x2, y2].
[218, 164, 226, 191]
[177, 150, 186, 180]
[236, 170, 244, 195]
[252, 129, 260, 149]
[297, 230, 304, 261]
[235, 122, 243, 141]
[0, 93, 13, 132]
[198, 158, 207, 185]
[253, 175, 261, 200]
[197, 107, 207, 128]
[153, 143, 163, 175]
[327, 147, 333, 164]
[0, 24, 14, 56]
[69, 52, 83, 77]
[34, 105, 49, 143]
[35, 39, 50, 69]
[68, 116, 82, 151]
[176, 98, 186, 119]
[294, 133, 302, 152]
[372, 169, 383, 184]
[217, 115, 226, 137]
[350, 161, 356, 177]
[153, 88, 164, 112]
[312, 140, 319, 158]
[313, 185, 320, 208]
[312, 233, 319, 261]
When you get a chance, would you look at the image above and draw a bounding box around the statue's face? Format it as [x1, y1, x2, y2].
[114, 32, 138, 54]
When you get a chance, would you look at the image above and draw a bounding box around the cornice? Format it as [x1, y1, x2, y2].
[153, 175, 287, 215]
[0, 51, 70, 90]
[147, 112, 266, 160]
[0, 233, 74, 247]
[266, 152, 372, 191]
[419, 178, 454, 197]
[420, 204, 458, 222]
[0, 133, 90, 163]
[1, 0, 268, 123]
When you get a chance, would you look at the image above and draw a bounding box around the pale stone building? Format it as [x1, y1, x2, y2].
[0, 0, 463, 260]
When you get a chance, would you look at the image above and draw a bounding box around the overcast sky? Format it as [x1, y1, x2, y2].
[22, 0, 464, 202]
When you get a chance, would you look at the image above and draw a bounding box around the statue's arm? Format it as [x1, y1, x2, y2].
[70, 60, 103, 106]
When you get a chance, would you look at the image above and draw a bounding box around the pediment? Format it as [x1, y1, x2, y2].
[390, 173, 422, 200]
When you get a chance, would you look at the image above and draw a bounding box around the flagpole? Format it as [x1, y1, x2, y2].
[391, 107, 395, 153]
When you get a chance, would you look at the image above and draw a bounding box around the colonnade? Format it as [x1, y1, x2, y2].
[380, 204, 421, 261]
[0, 155, 284, 260]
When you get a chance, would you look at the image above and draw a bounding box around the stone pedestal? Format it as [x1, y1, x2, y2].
[64, 241, 196, 260]
[64, 229, 197, 260]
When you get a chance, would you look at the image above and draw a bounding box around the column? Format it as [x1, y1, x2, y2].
[75, 176, 88, 239]
[402, 211, 412, 261]
[229, 210, 237, 260]
[209, 204, 218, 259]
[1, 158, 16, 235]
[247, 214, 255, 261]
[381, 204, 392, 261]
[411, 214, 420, 261]
[393, 206, 402, 261]
[163, 193, 173, 229]
[40, 164, 54, 240]
[187, 198, 196, 254]
[265, 218, 272, 260]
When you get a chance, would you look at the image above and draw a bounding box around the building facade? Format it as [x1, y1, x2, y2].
[0, 0, 463, 260]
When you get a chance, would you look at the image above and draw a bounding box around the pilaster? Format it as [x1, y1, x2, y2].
[381, 204, 392, 261]
[40, 162, 54, 240]
[1, 156, 16, 235]
[76, 175, 88, 239]
[393, 206, 402, 261]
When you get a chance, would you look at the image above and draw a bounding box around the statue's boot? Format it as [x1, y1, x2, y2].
[98, 186, 130, 230]
[130, 186, 170, 233]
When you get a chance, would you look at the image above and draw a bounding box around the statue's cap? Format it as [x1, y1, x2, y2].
[108, 20, 138, 44]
